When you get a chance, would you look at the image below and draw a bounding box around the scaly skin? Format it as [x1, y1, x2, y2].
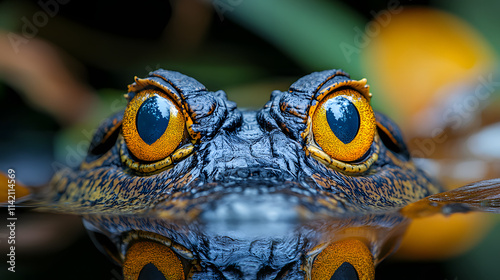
[44, 69, 442, 279]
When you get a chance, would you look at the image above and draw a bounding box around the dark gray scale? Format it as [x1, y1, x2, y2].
[136, 96, 170, 145]
[325, 96, 360, 144]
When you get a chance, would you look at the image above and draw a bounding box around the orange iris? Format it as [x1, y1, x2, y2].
[311, 239, 375, 280]
[123, 240, 185, 280]
[122, 89, 185, 162]
[312, 89, 375, 162]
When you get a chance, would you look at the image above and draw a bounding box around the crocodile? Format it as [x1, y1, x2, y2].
[39, 69, 500, 280]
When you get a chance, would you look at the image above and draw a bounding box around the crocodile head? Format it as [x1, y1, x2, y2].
[45, 69, 447, 279]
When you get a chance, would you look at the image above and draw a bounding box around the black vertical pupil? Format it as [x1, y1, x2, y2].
[325, 96, 360, 144]
[330, 262, 359, 280]
[138, 263, 167, 280]
[136, 96, 171, 145]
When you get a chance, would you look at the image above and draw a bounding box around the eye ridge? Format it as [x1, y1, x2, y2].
[136, 95, 171, 145]
[325, 96, 360, 144]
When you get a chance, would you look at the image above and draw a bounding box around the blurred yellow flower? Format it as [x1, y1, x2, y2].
[362, 7, 497, 261]
[363, 7, 495, 127]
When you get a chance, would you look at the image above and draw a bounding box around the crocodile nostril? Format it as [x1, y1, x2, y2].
[214, 173, 225, 181]
[237, 168, 250, 178]
[218, 167, 285, 181]
[259, 169, 270, 178]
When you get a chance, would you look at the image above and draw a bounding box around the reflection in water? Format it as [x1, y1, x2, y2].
[82, 209, 409, 278]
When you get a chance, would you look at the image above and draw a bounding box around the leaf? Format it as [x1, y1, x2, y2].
[220, 0, 365, 77]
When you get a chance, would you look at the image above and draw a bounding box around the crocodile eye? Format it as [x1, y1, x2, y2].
[123, 241, 185, 280]
[123, 90, 185, 162]
[311, 239, 375, 280]
[312, 88, 375, 162]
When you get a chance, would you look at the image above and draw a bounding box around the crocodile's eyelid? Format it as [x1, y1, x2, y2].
[84, 111, 123, 164]
[375, 112, 410, 159]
